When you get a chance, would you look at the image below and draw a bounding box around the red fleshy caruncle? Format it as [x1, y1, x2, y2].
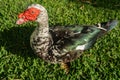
[18, 7, 40, 21]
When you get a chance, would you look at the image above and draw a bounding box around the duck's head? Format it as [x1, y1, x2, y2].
[16, 4, 48, 25]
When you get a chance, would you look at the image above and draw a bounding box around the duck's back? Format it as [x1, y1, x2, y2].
[50, 20, 118, 52]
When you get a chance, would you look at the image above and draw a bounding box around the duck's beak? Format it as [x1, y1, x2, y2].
[16, 18, 28, 25]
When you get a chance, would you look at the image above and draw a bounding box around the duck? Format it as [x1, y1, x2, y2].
[16, 4, 118, 73]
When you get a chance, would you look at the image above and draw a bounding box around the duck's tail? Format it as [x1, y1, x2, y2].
[96, 20, 118, 32]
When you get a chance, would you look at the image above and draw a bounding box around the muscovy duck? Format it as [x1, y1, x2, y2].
[16, 4, 118, 73]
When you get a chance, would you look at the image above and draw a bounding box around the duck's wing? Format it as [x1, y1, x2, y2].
[50, 20, 118, 51]
[48, 20, 118, 63]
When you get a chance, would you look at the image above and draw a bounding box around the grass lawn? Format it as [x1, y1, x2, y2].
[0, 0, 120, 79]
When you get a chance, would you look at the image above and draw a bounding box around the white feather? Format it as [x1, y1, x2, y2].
[75, 44, 86, 50]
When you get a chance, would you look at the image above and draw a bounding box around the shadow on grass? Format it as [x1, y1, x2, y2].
[70, 0, 120, 10]
[0, 25, 37, 58]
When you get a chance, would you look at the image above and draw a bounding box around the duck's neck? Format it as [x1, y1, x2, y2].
[37, 12, 49, 35]
[38, 22, 49, 34]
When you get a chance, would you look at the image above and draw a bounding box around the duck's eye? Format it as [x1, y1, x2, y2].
[31, 11, 35, 14]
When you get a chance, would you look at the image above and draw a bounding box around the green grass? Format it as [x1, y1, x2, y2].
[0, 0, 120, 79]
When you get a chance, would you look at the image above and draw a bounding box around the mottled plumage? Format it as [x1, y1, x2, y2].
[30, 20, 118, 64]
[16, 4, 118, 73]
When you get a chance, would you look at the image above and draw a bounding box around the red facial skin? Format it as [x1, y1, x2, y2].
[16, 7, 40, 24]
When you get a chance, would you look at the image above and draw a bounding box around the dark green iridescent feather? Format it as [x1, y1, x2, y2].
[51, 20, 118, 52]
